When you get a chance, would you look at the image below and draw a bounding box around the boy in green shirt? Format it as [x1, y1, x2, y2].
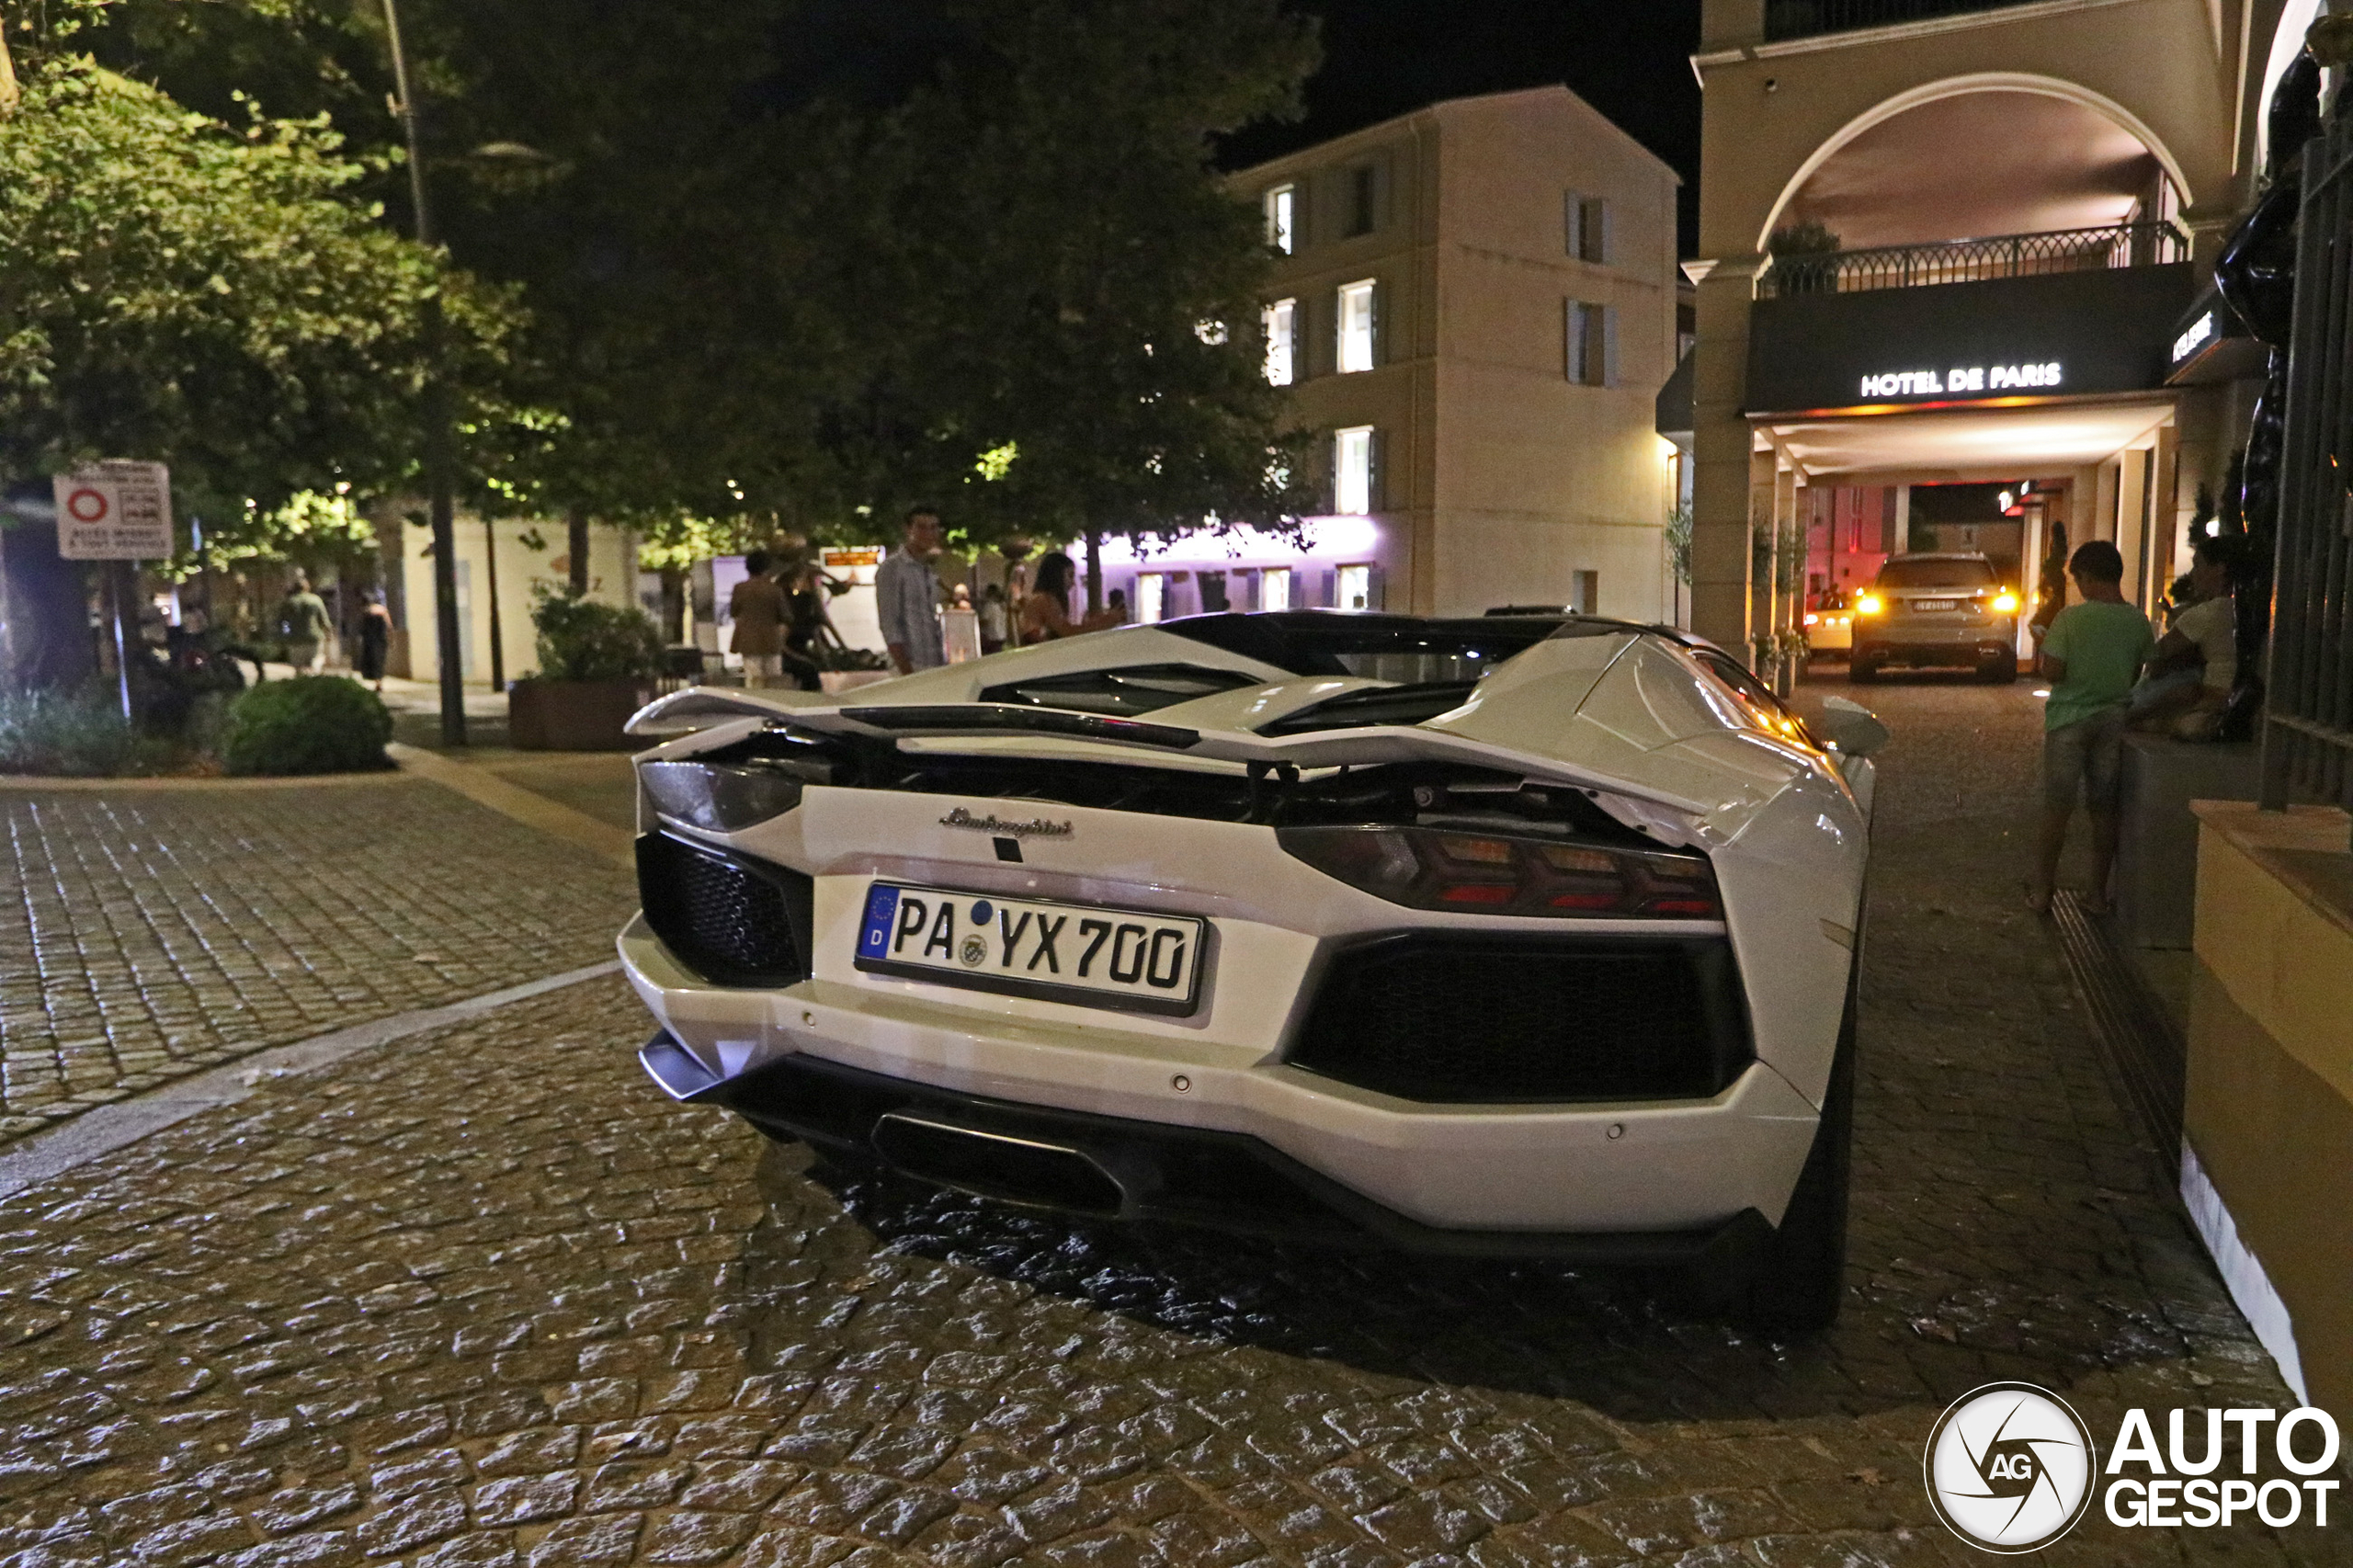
[2029, 540, 2154, 915]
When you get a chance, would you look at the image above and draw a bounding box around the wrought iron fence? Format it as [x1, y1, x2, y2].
[1756, 222, 2191, 299]
[2260, 119, 2353, 812]
[1764, 0, 2052, 40]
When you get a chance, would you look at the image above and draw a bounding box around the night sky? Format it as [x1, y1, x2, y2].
[1218, 1, 1705, 254]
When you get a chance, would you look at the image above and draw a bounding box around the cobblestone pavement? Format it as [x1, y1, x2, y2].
[0, 781, 635, 1140]
[0, 679, 2341, 1567]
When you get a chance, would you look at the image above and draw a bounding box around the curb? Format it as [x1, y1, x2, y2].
[386, 743, 636, 869]
[0, 960, 624, 1202]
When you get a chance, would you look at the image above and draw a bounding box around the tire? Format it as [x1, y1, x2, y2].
[1984, 658, 2018, 685]
[1741, 958, 1857, 1333]
[1847, 659, 1880, 685]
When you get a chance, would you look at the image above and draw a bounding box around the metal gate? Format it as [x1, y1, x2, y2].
[2261, 115, 2353, 810]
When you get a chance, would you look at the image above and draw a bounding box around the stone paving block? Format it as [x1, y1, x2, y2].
[0, 784, 631, 1139]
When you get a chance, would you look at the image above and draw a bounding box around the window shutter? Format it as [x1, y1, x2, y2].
[1321, 431, 1339, 513]
[1318, 567, 1336, 608]
[1604, 305, 1620, 388]
[1366, 564, 1387, 611]
[1597, 199, 1613, 266]
[1370, 281, 1382, 368]
[1563, 190, 1582, 257]
[1368, 427, 1384, 512]
[1563, 300, 1580, 382]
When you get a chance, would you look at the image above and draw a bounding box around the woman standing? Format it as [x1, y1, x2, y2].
[357, 589, 392, 692]
[1017, 551, 1120, 642]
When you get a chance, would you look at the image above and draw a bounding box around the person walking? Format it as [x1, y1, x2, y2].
[278, 574, 332, 676]
[1017, 551, 1121, 642]
[357, 588, 392, 692]
[727, 550, 790, 686]
[2027, 540, 2154, 915]
[876, 507, 947, 675]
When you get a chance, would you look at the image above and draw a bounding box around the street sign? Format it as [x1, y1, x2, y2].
[51, 461, 173, 560]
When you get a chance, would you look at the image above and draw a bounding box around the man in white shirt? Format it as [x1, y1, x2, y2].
[875, 507, 947, 675]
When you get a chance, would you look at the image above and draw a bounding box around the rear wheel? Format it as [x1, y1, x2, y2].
[1740, 960, 1856, 1333]
[1847, 657, 1881, 685]
[1982, 655, 2018, 684]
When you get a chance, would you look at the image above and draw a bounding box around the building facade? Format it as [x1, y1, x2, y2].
[1102, 87, 1682, 623]
[393, 517, 638, 685]
[1685, 0, 2308, 654]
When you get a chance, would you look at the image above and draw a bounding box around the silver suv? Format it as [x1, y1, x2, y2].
[1849, 552, 2018, 683]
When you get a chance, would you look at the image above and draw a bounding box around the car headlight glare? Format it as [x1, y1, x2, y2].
[640, 760, 808, 832]
[1279, 825, 1722, 920]
[1993, 591, 2019, 613]
[1855, 593, 1883, 616]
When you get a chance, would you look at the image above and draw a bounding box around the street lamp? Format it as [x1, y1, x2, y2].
[381, 0, 467, 746]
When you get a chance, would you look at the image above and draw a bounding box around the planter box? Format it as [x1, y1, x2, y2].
[507, 679, 655, 751]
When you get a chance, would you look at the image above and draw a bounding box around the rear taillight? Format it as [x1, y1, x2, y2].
[1278, 825, 1722, 920]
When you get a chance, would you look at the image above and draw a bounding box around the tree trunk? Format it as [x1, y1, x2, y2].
[567, 507, 590, 597]
[1084, 530, 1103, 616]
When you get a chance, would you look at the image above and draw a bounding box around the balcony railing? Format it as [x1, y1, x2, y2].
[1764, 0, 2054, 41]
[1755, 221, 2191, 300]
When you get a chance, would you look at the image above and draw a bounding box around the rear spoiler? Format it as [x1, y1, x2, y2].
[626, 687, 1710, 818]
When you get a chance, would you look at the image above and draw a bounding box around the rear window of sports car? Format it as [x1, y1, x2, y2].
[1160, 611, 1582, 680]
[977, 664, 1258, 717]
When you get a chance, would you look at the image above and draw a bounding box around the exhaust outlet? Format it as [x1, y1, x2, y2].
[870, 1113, 1125, 1216]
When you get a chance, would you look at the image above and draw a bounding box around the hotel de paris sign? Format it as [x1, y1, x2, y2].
[1857, 362, 2063, 400]
[1743, 263, 2191, 415]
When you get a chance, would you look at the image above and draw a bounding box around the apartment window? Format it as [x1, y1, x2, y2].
[1263, 298, 1296, 386]
[1347, 165, 1377, 237]
[1565, 192, 1608, 264]
[1335, 426, 1375, 517]
[1337, 564, 1372, 612]
[1265, 184, 1295, 254]
[1572, 570, 1600, 615]
[1566, 301, 1612, 386]
[1136, 574, 1165, 624]
[1337, 281, 1377, 374]
[1260, 566, 1291, 611]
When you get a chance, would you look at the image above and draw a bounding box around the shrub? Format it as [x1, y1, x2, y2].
[529, 587, 665, 682]
[0, 687, 176, 777]
[219, 676, 393, 776]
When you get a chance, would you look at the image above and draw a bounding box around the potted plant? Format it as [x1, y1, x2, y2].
[508, 587, 665, 750]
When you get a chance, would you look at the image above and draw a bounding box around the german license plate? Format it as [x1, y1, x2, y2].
[855, 882, 1205, 1017]
[1912, 598, 1958, 612]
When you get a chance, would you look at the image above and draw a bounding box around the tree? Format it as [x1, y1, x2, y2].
[827, 0, 1323, 600]
[0, 50, 519, 540]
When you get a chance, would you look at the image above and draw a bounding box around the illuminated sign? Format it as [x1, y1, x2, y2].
[2172, 311, 2218, 365]
[1859, 362, 2063, 400]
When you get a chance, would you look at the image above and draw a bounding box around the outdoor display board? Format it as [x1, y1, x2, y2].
[51, 461, 173, 560]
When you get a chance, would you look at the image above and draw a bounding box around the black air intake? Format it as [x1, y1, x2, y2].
[1289, 934, 1752, 1103]
[636, 833, 813, 985]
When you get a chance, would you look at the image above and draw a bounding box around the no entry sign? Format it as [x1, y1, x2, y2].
[51, 461, 173, 560]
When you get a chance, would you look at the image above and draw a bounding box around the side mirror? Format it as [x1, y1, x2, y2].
[1817, 695, 1891, 758]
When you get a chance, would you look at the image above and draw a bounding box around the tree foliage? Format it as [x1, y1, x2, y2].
[0, 40, 519, 553]
[61, 0, 1323, 563]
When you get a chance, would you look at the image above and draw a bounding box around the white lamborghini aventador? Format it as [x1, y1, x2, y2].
[616, 611, 1888, 1328]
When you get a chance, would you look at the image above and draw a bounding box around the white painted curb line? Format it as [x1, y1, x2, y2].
[0, 960, 623, 1202]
